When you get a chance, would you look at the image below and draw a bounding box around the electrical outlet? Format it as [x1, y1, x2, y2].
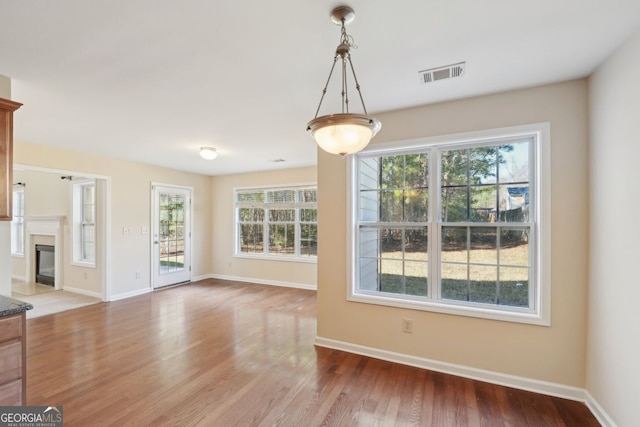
[141, 227, 149, 234]
[402, 318, 413, 333]
[135, 272, 142, 279]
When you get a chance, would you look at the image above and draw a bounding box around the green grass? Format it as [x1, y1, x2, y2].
[378, 274, 528, 307]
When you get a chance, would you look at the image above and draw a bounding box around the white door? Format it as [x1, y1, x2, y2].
[152, 185, 191, 288]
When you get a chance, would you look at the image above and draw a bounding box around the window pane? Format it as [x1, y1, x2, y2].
[499, 267, 529, 307]
[441, 262, 467, 301]
[499, 142, 529, 184]
[405, 228, 428, 262]
[499, 185, 529, 222]
[83, 185, 95, 203]
[380, 155, 404, 189]
[83, 205, 94, 223]
[381, 228, 403, 258]
[240, 224, 263, 254]
[470, 227, 497, 264]
[470, 186, 496, 222]
[380, 190, 403, 222]
[269, 209, 295, 222]
[237, 191, 264, 202]
[359, 227, 380, 259]
[300, 209, 317, 222]
[441, 187, 467, 222]
[500, 228, 529, 267]
[269, 224, 294, 255]
[267, 190, 295, 204]
[405, 261, 428, 296]
[469, 146, 497, 184]
[300, 224, 317, 257]
[405, 190, 428, 222]
[239, 208, 264, 222]
[441, 226, 467, 263]
[298, 189, 318, 203]
[379, 259, 404, 293]
[404, 153, 429, 189]
[469, 265, 497, 304]
[440, 149, 468, 186]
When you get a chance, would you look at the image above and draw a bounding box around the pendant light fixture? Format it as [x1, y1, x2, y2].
[306, 6, 381, 157]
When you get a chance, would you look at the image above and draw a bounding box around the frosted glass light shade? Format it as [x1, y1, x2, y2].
[307, 113, 381, 156]
[200, 147, 218, 160]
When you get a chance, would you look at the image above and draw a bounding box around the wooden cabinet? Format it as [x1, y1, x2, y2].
[0, 312, 27, 405]
[0, 97, 22, 221]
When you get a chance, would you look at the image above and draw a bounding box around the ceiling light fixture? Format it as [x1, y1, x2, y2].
[306, 5, 381, 157]
[200, 147, 218, 160]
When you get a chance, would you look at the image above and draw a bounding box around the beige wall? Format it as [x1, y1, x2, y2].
[14, 141, 212, 299]
[210, 167, 317, 288]
[0, 75, 11, 295]
[317, 79, 589, 387]
[588, 27, 640, 427]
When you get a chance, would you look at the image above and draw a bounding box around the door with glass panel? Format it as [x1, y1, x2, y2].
[152, 185, 191, 288]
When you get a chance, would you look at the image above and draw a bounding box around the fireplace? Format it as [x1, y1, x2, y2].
[24, 215, 65, 289]
[35, 244, 55, 286]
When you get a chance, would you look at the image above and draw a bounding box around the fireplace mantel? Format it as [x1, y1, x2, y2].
[24, 215, 65, 289]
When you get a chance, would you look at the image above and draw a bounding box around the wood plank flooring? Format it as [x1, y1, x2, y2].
[25, 279, 600, 426]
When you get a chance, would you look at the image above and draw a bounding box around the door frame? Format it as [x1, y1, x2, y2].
[150, 182, 193, 289]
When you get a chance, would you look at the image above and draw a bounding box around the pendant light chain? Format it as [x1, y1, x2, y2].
[311, 17, 370, 119]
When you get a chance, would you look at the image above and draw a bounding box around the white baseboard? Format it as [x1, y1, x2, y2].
[11, 275, 26, 282]
[109, 287, 152, 301]
[208, 274, 317, 291]
[62, 286, 103, 300]
[315, 336, 586, 402]
[585, 390, 617, 427]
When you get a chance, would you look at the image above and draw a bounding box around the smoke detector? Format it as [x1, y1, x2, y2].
[419, 62, 465, 84]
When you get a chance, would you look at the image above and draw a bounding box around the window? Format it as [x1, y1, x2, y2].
[72, 180, 96, 266]
[349, 124, 550, 325]
[11, 187, 24, 256]
[236, 185, 317, 260]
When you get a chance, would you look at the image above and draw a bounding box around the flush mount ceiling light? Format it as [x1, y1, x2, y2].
[306, 5, 381, 157]
[200, 147, 218, 160]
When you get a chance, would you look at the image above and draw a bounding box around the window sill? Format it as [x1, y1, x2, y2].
[347, 291, 549, 326]
[233, 254, 317, 264]
[71, 260, 96, 269]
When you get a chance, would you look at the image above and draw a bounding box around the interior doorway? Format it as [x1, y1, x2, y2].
[11, 164, 111, 301]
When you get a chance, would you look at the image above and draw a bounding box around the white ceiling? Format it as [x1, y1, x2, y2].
[1, 0, 639, 176]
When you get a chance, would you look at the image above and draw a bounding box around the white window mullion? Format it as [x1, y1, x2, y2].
[430, 147, 440, 300]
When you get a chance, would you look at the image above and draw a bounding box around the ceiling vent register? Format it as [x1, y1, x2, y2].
[419, 62, 465, 84]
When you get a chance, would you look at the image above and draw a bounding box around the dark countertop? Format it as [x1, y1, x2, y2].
[0, 295, 33, 317]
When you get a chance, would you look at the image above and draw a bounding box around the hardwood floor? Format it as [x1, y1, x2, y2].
[26, 279, 599, 426]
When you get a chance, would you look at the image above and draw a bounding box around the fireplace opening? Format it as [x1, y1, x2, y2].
[36, 244, 55, 286]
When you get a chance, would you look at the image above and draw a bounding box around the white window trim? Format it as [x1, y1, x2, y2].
[71, 179, 97, 268]
[234, 183, 318, 263]
[347, 123, 551, 326]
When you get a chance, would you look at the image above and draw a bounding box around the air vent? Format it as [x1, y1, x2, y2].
[419, 62, 465, 84]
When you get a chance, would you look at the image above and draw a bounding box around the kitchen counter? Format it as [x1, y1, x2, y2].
[0, 295, 33, 317]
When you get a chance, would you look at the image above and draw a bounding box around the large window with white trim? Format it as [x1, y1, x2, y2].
[235, 185, 317, 260]
[11, 187, 25, 256]
[350, 125, 549, 324]
[72, 180, 96, 266]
